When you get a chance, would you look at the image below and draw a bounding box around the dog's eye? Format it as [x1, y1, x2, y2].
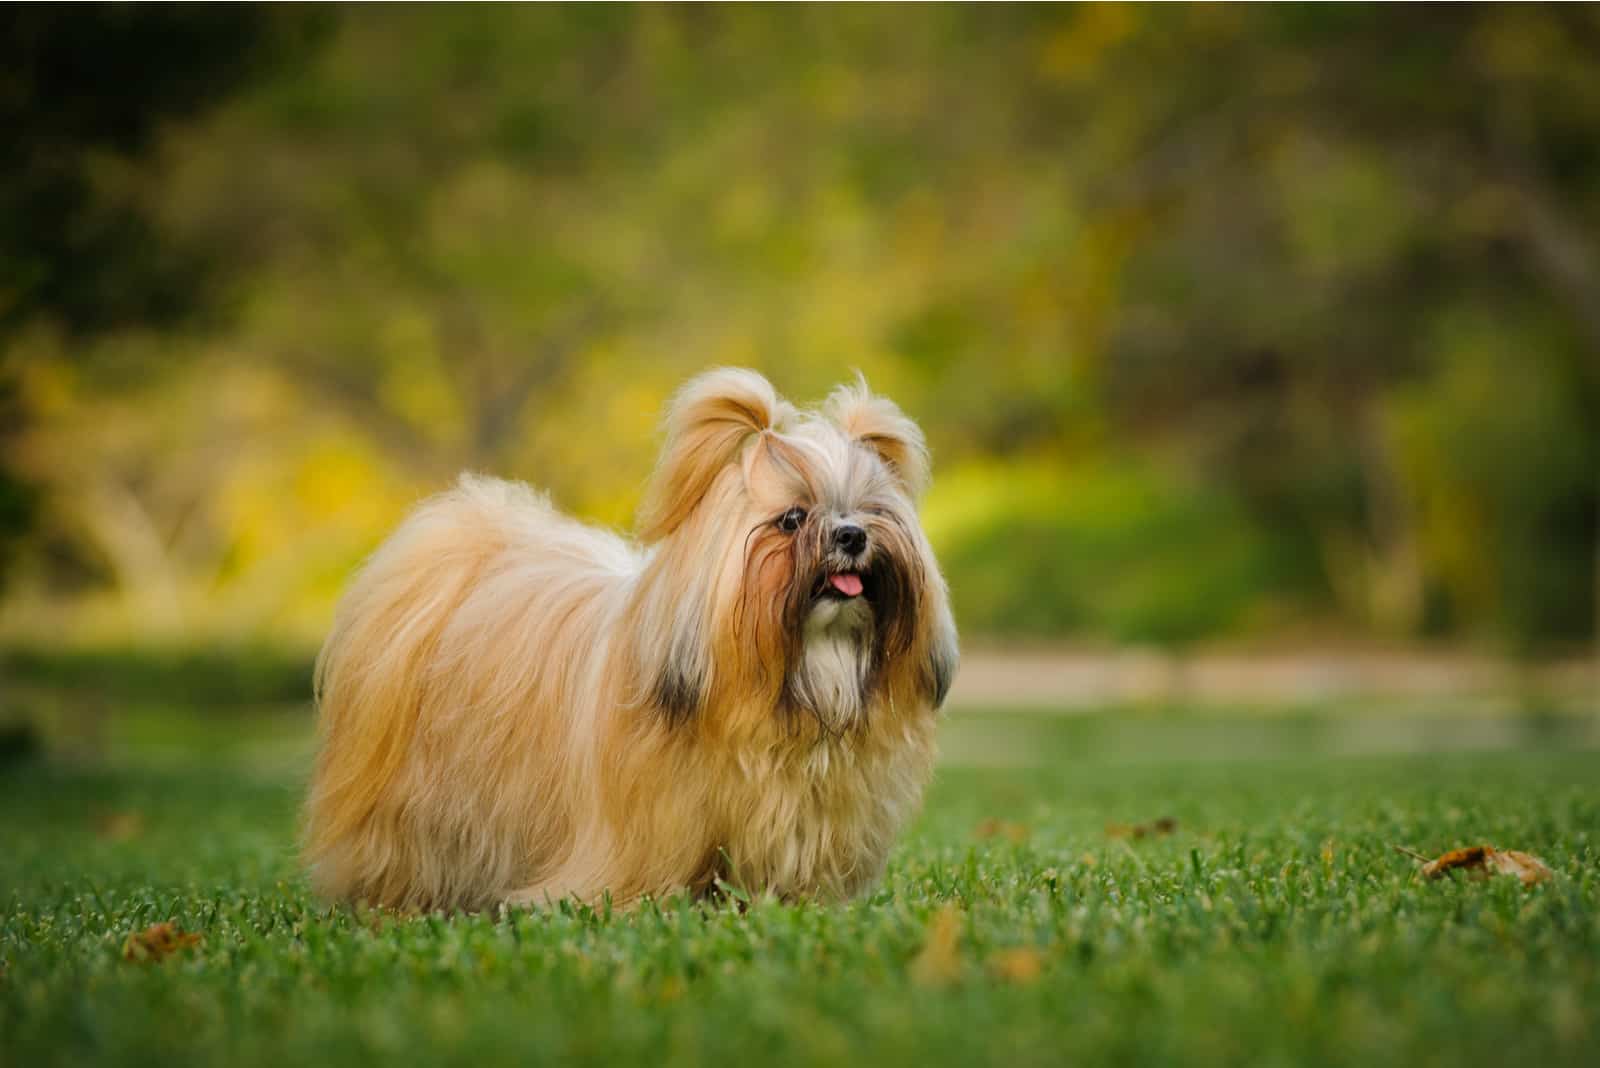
[776, 507, 807, 533]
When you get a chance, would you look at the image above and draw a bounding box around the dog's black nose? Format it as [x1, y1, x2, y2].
[832, 524, 867, 556]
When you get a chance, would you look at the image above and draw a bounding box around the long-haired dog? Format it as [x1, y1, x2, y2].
[304, 368, 957, 911]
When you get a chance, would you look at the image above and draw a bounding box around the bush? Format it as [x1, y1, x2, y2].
[927, 460, 1316, 645]
[0, 643, 314, 708]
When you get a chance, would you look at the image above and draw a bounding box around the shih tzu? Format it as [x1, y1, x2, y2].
[304, 368, 957, 911]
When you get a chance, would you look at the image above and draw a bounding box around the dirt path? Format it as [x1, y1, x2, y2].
[945, 646, 1599, 710]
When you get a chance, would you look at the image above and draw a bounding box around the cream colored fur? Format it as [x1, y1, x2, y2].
[304, 368, 957, 911]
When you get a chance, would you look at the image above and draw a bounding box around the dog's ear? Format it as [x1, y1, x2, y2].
[637, 368, 793, 542]
[924, 616, 959, 709]
[822, 375, 931, 498]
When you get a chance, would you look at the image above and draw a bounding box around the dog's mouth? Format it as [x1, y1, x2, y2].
[814, 570, 871, 602]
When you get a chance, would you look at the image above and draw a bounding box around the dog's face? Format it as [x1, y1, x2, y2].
[742, 410, 933, 729]
[633, 369, 953, 735]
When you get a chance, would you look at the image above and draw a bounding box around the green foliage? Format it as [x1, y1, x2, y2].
[4, 7, 1599, 648]
[0, 9, 322, 604]
[0, 470, 35, 585]
[930, 462, 1309, 643]
[0, 8, 321, 336]
[0, 644, 313, 708]
[2, 711, 1596, 1067]
[1397, 306, 1599, 645]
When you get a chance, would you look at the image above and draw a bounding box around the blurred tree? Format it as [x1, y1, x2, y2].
[4, 6, 1596, 651]
[1055, 5, 1600, 646]
[0, 7, 322, 586]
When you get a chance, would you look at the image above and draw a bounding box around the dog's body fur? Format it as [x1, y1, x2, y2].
[304, 369, 956, 911]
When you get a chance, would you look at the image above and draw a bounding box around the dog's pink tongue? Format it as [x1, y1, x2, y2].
[829, 572, 864, 597]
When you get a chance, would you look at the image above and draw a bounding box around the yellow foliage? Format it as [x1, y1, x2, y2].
[1038, 4, 1136, 84]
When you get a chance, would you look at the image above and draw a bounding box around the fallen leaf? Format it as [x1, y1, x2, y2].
[1485, 849, 1555, 887]
[1418, 844, 1493, 879]
[910, 904, 964, 987]
[1106, 816, 1178, 839]
[1396, 843, 1554, 887]
[121, 922, 202, 963]
[974, 819, 1030, 843]
[989, 947, 1044, 984]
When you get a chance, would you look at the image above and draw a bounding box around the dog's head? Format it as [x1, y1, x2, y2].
[631, 368, 955, 734]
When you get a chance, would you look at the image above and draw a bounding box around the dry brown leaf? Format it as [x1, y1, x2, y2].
[1398, 844, 1554, 887]
[910, 904, 964, 987]
[1106, 816, 1178, 840]
[974, 819, 1030, 843]
[121, 922, 202, 963]
[1418, 845, 1493, 879]
[1485, 849, 1555, 886]
[989, 947, 1044, 984]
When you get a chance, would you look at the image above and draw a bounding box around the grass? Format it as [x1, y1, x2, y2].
[2, 706, 1597, 1067]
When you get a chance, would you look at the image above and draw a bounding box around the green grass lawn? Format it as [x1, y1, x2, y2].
[2, 707, 1597, 1067]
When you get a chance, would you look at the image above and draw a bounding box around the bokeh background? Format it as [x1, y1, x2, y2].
[2, 6, 1598, 715]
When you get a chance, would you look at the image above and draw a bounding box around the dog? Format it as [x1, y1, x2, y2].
[303, 368, 957, 911]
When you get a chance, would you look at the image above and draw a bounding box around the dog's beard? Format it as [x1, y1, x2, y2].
[789, 589, 874, 733]
[774, 529, 924, 735]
